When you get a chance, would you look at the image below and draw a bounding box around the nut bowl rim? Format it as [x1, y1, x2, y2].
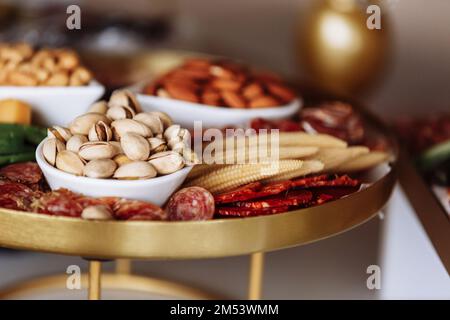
[36, 138, 193, 187]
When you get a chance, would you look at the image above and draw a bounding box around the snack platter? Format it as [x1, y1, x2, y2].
[0, 45, 396, 265]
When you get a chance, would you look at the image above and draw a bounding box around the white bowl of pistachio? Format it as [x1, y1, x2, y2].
[35, 90, 198, 206]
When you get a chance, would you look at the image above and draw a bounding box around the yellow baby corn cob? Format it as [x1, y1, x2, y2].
[185, 160, 304, 194]
[186, 164, 227, 181]
[334, 151, 389, 173]
[306, 146, 370, 171]
[262, 160, 325, 183]
[210, 146, 318, 164]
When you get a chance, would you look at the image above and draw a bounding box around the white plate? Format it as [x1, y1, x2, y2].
[0, 81, 105, 127]
[132, 84, 301, 129]
[36, 139, 192, 206]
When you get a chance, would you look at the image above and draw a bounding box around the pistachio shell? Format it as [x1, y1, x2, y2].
[47, 126, 72, 142]
[108, 89, 142, 113]
[113, 161, 157, 180]
[55, 150, 85, 175]
[83, 159, 117, 178]
[134, 113, 164, 135]
[81, 205, 113, 220]
[43, 138, 66, 166]
[164, 124, 190, 143]
[111, 119, 153, 139]
[113, 154, 132, 166]
[66, 134, 88, 153]
[87, 100, 108, 114]
[148, 151, 185, 175]
[148, 111, 173, 130]
[78, 141, 117, 161]
[109, 141, 123, 155]
[88, 121, 112, 142]
[106, 105, 135, 121]
[66, 134, 88, 152]
[182, 148, 200, 166]
[148, 137, 167, 153]
[69, 113, 110, 135]
[121, 132, 150, 161]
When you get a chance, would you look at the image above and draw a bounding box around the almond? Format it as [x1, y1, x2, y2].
[221, 91, 246, 108]
[211, 78, 242, 91]
[165, 82, 199, 103]
[209, 65, 234, 79]
[266, 83, 296, 103]
[201, 89, 221, 106]
[242, 82, 263, 100]
[249, 95, 280, 108]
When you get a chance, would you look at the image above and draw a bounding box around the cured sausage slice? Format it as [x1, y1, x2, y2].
[167, 187, 215, 221]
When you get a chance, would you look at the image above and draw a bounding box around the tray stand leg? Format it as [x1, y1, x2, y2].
[248, 252, 265, 300]
[88, 260, 102, 300]
[115, 259, 132, 275]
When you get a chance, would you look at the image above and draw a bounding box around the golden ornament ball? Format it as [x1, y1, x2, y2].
[296, 0, 390, 96]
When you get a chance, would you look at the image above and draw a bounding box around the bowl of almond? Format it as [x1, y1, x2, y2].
[136, 58, 301, 128]
[0, 43, 104, 126]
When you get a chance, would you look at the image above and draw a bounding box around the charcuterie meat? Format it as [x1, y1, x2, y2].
[113, 199, 168, 221]
[0, 162, 43, 185]
[167, 187, 215, 221]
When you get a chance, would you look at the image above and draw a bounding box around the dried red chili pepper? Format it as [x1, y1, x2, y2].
[214, 182, 262, 204]
[234, 190, 312, 209]
[216, 205, 289, 217]
[293, 174, 360, 188]
[215, 180, 292, 204]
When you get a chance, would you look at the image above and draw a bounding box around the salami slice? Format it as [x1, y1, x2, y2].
[113, 199, 167, 221]
[0, 162, 43, 185]
[167, 187, 215, 221]
[0, 181, 38, 211]
[33, 189, 85, 217]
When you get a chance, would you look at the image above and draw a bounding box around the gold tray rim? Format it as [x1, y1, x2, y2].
[0, 162, 396, 260]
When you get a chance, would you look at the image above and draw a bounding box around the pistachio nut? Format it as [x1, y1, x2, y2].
[66, 134, 88, 153]
[134, 113, 164, 135]
[81, 205, 113, 220]
[182, 147, 201, 166]
[113, 154, 132, 166]
[148, 137, 167, 153]
[148, 151, 185, 175]
[88, 121, 112, 142]
[111, 119, 153, 140]
[47, 126, 72, 143]
[109, 141, 123, 155]
[87, 100, 108, 114]
[43, 138, 66, 166]
[106, 105, 135, 121]
[168, 137, 188, 152]
[83, 159, 117, 179]
[78, 141, 117, 161]
[120, 132, 150, 161]
[108, 89, 142, 113]
[113, 161, 157, 180]
[148, 111, 173, 130]
[55, 150, 85, 176]
[164, 124, 190, 143]
[69, 113, 110, 135]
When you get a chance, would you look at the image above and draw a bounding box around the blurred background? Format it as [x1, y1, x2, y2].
[0, 0, 449, 299]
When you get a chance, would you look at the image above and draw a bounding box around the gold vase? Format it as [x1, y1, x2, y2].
[296, 0, 390, 96]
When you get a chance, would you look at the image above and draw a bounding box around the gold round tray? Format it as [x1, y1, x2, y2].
[0, 164, 396, 260]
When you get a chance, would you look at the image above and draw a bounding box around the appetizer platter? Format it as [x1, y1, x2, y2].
[0, 47, 398, 299]
[395, 115, 450, 273]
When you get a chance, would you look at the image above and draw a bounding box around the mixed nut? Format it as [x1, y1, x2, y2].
[42, 90, 199, 179]
[143, 58, 297, 108]
[0, 43, 92, 86]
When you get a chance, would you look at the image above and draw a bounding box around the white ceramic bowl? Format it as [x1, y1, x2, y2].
[135, 91, 302, 129]
[0, 81, 105, 127]
[36, 139, 192, 206]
